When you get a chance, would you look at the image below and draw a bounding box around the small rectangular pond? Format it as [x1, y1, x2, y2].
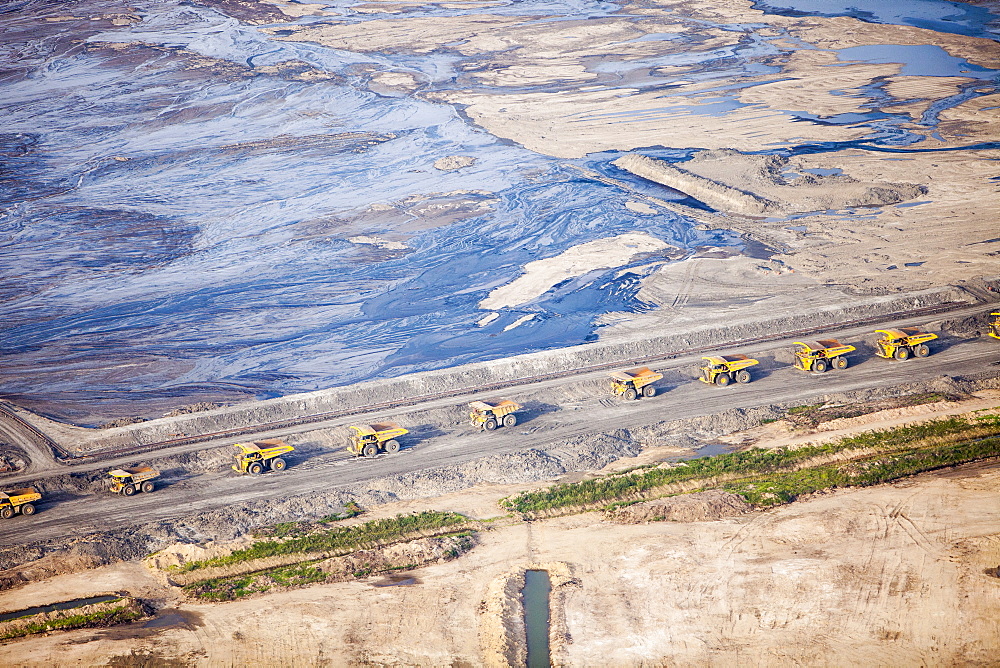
[523, 569, 551, 668]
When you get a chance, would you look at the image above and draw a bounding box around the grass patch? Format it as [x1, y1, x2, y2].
[270, 564, 327, 587]
[0, 603, 144, 641]
[180, 511, 469, 573]
[726, 437, 1000, 506]
[185, 529, 477, 601]
[500, 416, 1000, 515]
[187, 575, 271, 602]
[255, 502, 366, 539]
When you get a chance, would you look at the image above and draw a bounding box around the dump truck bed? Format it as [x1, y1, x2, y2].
[876, 328, 938, 344]
[350, 423, 409, 440]
[0, 488, 41, 506]
[608, 366, 662, 383]
[469, 399, 520, 415]
[794, 340, 856, 357]
[109, 466, 158, 481]
[234, 439, 294, 456]
[371, 423, 408, 439]
[702, 355, 759, 370]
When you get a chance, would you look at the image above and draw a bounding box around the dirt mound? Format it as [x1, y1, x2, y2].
[162, 403, 227, 418]
[607, 490, 753, 524]
[98, 417, 147, 429]
[318, 533, 475, 579]
[613, 149, 925, 217]
[0, 446, 29, 474]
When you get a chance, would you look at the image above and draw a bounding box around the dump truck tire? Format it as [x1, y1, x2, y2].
[363, 444, 378, 458]
[384, 440, 400, 454]
[715, 374, 730, 387]
[20, 503, 35, 516]
[915, 344, 930, 358]
[141, 481, 154, 493]
[834, 356, 848, 370]
[624, 388, 638, 400]
[643, 385, 656, 397]
[272, 458, 287, 472]
[735, 370, 751, 384]
[484, 419, 498, 431]
[0, 508, 12, 519]
[123, 485, 136, 496]
[249, 463, 264, 475]
[894, 347, 910, 361]
[502, 414, 517, 427]
[813, 359, 828, 373]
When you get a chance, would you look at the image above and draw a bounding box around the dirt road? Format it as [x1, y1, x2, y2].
[2, 307, 997, 548]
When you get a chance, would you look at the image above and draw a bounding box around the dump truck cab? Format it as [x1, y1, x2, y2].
[232, 439, 294, 475]
[609, 367, 663, 400]
[0, 487, 41, 519]
[469, 400, 521, 431]
[348, 423, 408, 458]
[699, 355, 759, 387]
[793, 339, 856, 373]
[108, 466, 159, 496]
[874, 328, 937, 360]
[989, 312, 1000, 340]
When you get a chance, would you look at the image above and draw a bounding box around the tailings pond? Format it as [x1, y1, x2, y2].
[1, 0, 997, 423]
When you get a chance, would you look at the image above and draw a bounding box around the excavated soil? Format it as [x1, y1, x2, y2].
[607, 490, 754, 524]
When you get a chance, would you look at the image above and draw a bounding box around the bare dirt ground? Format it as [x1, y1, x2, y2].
[0, 392, 997, 665]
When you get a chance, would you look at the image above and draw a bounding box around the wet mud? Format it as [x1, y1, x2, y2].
[1, 0, 998, 427]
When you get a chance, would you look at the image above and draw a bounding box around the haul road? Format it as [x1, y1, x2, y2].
[0, 304, 998, 548]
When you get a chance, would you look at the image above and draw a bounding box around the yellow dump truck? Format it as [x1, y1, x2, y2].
[469, 400, 521, 431]
[699, 355, 759, 386]
[609, 367, 663, 400]
[989, 312, 1000, 340]
[874, 328, 938, 360]
[108, 466, 159, 496]
[793, 339, 856, 373]
[232, 439, 294, 474]
[348, 423, 408, 458]
[0, 487, 40, 519]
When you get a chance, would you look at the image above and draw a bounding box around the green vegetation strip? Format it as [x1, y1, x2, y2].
[186, 531, 477, 601]
[0, 602, 144, 641]
[501, 416, 1000, 515]
[178, 511, 469, 573]
[725, 436, 1000, 506]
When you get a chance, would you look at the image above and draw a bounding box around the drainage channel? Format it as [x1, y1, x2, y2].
[0, 595, 119, 622]
[523, 570, 552, 668]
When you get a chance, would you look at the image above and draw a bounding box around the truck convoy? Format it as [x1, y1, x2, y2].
[348, 423, 408, 458]
[232, 439, 294, 474]
[609, 367, 663, 399]
[0, 318, 976, 521]
[0, 488, 40, 519]
[108, 466, 159, 495]
[469, 400, 521, 431]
